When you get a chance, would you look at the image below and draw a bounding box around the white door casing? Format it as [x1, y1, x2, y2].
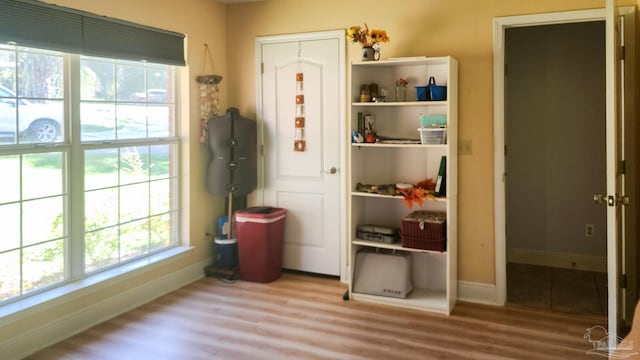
[256, 31, 346, 278]
[493, 8, 607, 306]
[495, 6, 630, 337]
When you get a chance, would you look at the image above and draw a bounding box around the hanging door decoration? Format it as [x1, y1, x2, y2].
[197, 43, 223, 144]
[294, 72, 306, 152]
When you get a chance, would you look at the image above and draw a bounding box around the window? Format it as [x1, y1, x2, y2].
[0, 47, 64, 144]
[0, 44, 180, 304]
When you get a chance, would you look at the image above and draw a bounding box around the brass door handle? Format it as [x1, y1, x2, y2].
[619, 195, 630, 206]
[594, 193, 631, 206]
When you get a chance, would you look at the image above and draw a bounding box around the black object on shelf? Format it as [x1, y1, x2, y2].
[434, 156, 446, 197]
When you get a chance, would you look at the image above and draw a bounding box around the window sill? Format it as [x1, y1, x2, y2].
[0, 246, 194, 322]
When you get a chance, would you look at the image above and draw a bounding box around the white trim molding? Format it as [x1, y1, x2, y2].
[493, 8, 605, 306]
[508, 248, 607, 273]
[458, 281, 499, 306]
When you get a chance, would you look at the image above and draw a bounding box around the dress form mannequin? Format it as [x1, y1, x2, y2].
[207, 108, 257, 197]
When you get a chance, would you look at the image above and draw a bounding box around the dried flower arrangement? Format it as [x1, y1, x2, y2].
[346, 23, 390, 48]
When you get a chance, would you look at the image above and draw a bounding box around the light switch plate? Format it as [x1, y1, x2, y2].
[459, 139, 472, 155]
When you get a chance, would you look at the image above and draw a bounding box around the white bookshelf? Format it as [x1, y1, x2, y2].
[347, 56, 458, 315]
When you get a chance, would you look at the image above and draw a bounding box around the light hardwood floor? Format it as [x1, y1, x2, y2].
[27, 271, 606, 359]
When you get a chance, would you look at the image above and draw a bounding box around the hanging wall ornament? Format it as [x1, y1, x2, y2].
[197, 43, 223, 144]
[294, 71, 306, 152]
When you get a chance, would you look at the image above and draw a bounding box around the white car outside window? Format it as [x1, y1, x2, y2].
[0, 84, 63, 143]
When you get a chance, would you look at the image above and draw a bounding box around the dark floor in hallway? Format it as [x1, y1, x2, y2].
[507, 262, 607, 316]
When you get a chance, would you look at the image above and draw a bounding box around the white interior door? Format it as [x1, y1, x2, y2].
[620, 6, 638, 332]
[256, 32, 345, 276]
[605, 0, 623, 338]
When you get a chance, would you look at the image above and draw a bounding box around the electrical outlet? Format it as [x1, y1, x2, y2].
[585, 224, 594, 237]
[459, 139, 472, 155]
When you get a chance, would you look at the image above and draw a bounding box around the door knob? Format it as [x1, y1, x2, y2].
[594, 194, 616, 207]
[321, 167, 337, 174]
[594, 193, 631, 206]
[618, 194, 631, 206]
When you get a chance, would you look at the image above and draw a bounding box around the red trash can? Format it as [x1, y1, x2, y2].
[234, 207, 286, 282]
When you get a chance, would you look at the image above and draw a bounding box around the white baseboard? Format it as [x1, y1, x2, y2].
[2, 257, 211, 360]
[508, 247, 606, 273]
[458, 280, 499, 305]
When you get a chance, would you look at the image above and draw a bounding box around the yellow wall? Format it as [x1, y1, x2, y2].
[4, 0, 639, 345]
[1, 0, 227, 342]
[226, 0, 637, 284]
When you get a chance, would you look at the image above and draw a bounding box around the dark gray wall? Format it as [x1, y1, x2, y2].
[505, 21, 606, 257]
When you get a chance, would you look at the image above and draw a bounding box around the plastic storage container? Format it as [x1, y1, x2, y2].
[214, 238, 238, 268]
[418, 127, 447, 144]
[419, 114, 447, 127]
[235, 207, 287, 282]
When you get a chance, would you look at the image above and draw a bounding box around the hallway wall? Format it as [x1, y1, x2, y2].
[505, 21, 607, 270]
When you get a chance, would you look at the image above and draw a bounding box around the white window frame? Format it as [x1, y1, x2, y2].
[0, 46, 182, 308]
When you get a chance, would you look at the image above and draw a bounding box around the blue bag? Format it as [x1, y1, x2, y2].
[428, 76, 447, 101]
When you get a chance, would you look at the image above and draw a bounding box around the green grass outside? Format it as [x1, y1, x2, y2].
[0, 147, 174, 302]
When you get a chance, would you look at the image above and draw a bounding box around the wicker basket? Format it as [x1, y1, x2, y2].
[401, 211, 446, 251]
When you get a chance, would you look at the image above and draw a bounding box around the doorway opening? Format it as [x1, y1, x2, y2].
[495, 8, 638, 331]
[504, 21, 607, 316]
